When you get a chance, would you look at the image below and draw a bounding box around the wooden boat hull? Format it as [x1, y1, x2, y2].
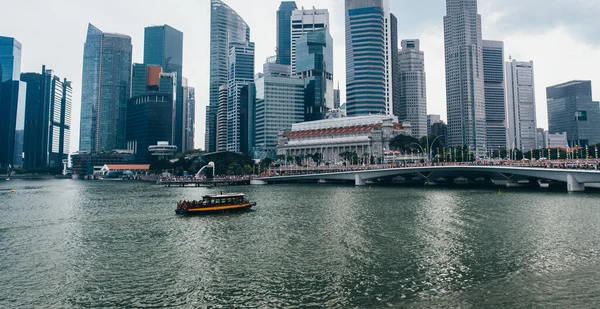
[176, 202, 256, 215]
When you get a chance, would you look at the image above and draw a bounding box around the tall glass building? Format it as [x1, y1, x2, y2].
[482, 40, 507, 152]
[207, 0, 251, 153]
[0, 36, 25, 168]
[444, 0, 487, 157]
[295, 28, 334, 122]
[79, 24, 132, 153]
[143, 25, 185, 151]
[227, 42, 255, 153]
[290, 7, 329, 75]
[398, 39, 427, 138]
[277, 1, 297, 66]
[345, 0, 394, 116]
[21, 66, 72, 169]
[547, 80, 600, 147]
[506, 60, 537, 151]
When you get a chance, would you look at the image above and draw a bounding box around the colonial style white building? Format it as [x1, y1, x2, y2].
[277, 115, 412, 163]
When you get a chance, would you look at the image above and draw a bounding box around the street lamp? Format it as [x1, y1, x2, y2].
[411, 143, 426, 161]
[428, 135, 442, 162]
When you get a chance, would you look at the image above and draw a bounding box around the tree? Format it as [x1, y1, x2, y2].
[294, 155, 305, 166]
[389, 134, 420, 152]
[311, 153, 323, 166]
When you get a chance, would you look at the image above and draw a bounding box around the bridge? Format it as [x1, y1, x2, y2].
[251, 166, 600, 192]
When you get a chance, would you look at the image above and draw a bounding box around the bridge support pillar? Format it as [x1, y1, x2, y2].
[567, 174, 585, 192]
[250, 179, 268, 185]
[355, 174, 366, 186]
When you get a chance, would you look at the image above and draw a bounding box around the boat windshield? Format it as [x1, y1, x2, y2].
[204, 195, 245, 205]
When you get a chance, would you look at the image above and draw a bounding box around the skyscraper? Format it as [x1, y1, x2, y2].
[20, 66, 72, 169]
[253, 66, 305, 159]
[227, 41, 255, 153]
[143, 24, 185, 152]
[207, 0, 251, 153]
[444, 0, 486, 156]
[277, 1, 297, 65]
[547, 80, 600, 147]
[79, 24, 132, 153]
[345, 0, 395, 116]
[506, 59, 537, 151]
[427, 114, 441, 136]
[482, 40, 507, 152]
[398, 39, 427, 138]
[182, 78, 195, 151]
[290, 7, 329, 75]
[126, 67, 176, 164]
[0, 36, 21, 82]
[216, 85, 228, 152]
[0, 36, 25, 168]
[295, 28, 334, 121]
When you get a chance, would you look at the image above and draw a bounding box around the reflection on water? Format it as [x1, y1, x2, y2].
[1, 179, 600, 308]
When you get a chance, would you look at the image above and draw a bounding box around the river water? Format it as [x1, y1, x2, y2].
[1, 179, 599, 308]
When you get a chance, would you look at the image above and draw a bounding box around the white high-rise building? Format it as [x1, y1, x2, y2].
[290, 7, 329, 75]
[398, 39, 427, 138]
[505, 59, 537, 151]
[444, 0, 487, 157]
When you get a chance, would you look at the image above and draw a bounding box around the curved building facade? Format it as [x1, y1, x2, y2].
[345, 0, 392, 117]
[206, 0, 251, 153]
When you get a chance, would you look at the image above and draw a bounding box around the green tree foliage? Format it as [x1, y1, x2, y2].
[389, 134, 420, 152]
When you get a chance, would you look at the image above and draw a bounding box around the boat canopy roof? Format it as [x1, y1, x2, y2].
[203, 193, 245, 199]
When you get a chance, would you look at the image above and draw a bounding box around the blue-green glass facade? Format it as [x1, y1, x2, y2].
[0, 36, 24, 168]
[295, 28, 334, 121]
[483, 41, 507, 151]
[0, 36, 21, 82]
[79, 24, 132, 153]
[277, 1, 297, 65]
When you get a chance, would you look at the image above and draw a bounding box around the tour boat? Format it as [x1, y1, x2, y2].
[175, 193, 256, 215]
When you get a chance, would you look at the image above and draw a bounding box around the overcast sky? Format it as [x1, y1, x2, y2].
[1, 0, 599, 152]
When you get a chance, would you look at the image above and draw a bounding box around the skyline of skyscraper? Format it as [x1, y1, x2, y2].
[506, 59, 537, 151]
[295, 28, 334, 122]
[276, 1, 297, 66]
[345, 0, 395, 117]
[20, 66, 71, 169]
[482, 40, 507, 152]
[398, 39, 427, 138]
[143, 24, 186, 152]
[227, 41, 255, 153]
[0, 36, 25, 169]
[443, 0, 487, 157]
[206, 0, 251, 153]
[79, 24, 132, 153]
[290, 7, 329, 75]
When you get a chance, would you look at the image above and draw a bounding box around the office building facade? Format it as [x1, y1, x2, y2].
[482, 40, 507, 151]
[277, 1, 297, 65]
[20, 67, 72, 169]
[506, 60, 537, 150]
[345, 0, 395, 116]
[207, 0, 251, 153]
[290, 7, 329, 75]
[427, 114, 441, 136]
[182, 78, 195, 151]
[227, 42, 255, 153]
[0, 36, 25, 168]
[444, 0, 487, 156]
[398, 39, 427, 138]
[253, 75, 305, 159]
[547, 80, 600, 147]
[143, 24, 185, 152]
[295, 28, 334, 121]
[79, 24, 132, 153]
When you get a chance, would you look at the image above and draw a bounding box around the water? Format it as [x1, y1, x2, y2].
[1, 179, 600, 308]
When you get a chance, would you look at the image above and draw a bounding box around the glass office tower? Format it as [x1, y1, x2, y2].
[79, 24, 132, 153]
[482, 40, 507, 152]
[277, 1, 297, 65]
[207, 0, 251, 153]
[295, 28, 334, 121]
